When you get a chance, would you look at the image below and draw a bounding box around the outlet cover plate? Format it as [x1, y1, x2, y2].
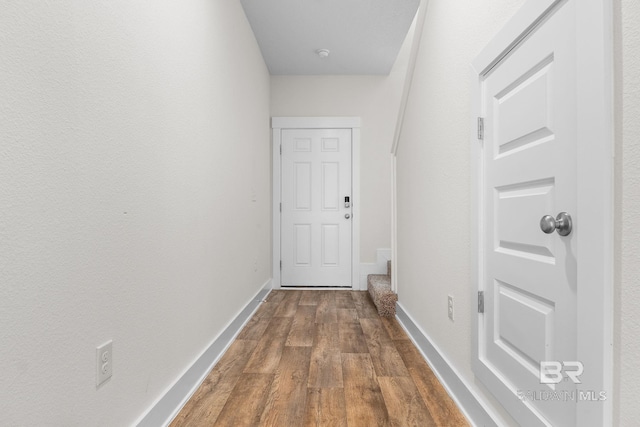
[96, 340, 113, 387]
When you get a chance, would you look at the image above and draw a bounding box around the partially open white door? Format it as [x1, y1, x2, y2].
[471, 0, 612, 425]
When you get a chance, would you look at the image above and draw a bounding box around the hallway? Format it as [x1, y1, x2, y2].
[170, 290, 468, 426]
[2, 0, 636, 425]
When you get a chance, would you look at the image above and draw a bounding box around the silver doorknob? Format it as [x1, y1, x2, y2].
[540, 212, 573, 236]
[345, 213, 351, 219]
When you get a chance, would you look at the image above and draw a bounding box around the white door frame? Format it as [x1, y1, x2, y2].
[272, 117, 361, 290]
[470, 0, 614, 425]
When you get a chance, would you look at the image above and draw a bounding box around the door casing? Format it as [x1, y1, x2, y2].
[470, 0, 614, 425]
[272, 117, 361, 290]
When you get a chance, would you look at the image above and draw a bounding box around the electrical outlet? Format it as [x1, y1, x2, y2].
[96, 340, 113, 386]
[448, 295, 454, 321]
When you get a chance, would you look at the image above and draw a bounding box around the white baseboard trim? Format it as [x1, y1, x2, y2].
[395, 303, 499, 427]
[359, 248, 391, 289]
[136, 280, 272, 427]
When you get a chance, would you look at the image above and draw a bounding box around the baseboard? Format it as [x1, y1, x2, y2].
[395, 303, 498, 427]
[359, 248, 391, 289]
[135, 280, 272, 427]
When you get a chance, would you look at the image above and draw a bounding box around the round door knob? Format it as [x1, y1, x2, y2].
[540, 212, 572, 236]
[345, 213, 351, 219]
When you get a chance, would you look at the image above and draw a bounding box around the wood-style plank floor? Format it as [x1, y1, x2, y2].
[170, 290, 469, 427]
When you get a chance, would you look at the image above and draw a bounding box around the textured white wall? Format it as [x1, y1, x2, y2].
[269, 28, 413, 263]
[394, 0, 526, 424]
[397, 0, 639, 425]
[0, 1, 270, 425]
[615, 0, 640, 424]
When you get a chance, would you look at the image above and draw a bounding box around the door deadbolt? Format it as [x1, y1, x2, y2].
[345, 213, 351, 219]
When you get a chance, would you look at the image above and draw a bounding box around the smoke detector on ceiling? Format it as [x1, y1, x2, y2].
[316, 49, 330, 59]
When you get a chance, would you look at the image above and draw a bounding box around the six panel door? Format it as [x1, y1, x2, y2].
[281, 128, 352, 287]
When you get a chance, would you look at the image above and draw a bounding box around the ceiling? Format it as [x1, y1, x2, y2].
[240, 0, 420, 75]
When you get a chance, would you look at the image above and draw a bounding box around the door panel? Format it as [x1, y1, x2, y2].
[321, 224, 340, 266]
[294, 163, 311, 210]
[294, 224, 311, 266]
[321, 162, 340, 210]
[478, 1, 577, 425]
[495, 178, 556, 262]
[281, 129, 352, 287]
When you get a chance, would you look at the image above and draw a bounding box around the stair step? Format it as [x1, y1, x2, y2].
[367, 273, 397, 317]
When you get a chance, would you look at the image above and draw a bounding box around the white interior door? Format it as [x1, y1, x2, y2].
[281, 128, 352, 287]
[475, 1, 580, 425]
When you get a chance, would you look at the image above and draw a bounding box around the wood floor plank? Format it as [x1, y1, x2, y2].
[335, 291, 355, 309]
[286, 305, 317, 347]
[299, 290, 320, 306]
[378, 376, 437, 427]
[303, 388, 348, 427]
[315, 291, 338, 323]
[337, 308, 358, 323]
[366, 344, 410, 378]
[395, 340, 470, 426]
[308, 321, 343, 388]
[308, 347, 343, 388]
[254, 300, 280, 318]
[351, 291, 379, 319]
[360, 318, 409, 377]
[314, 323, 340, 349]
[252, 301, 280, 319]
[360, 318, 394, 346]
[287, 289, 303, 300]
[266, 290, 286, 304]
[244, 316, 293, 374]
[169, 339, 258, 427]
[213, 373, 274, 427]
[259, 346, 312, 426]
[236, 300, 279, 341]
[274, 290, 302, 317]
[338, 321, 369, 353]
[381, 317, 409, 341]
[237, 317, 270, 341]
[342, 353, 391, 427]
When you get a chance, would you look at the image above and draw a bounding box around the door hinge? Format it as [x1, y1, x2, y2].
[280, 145, 282, 155]
[280, 260, 282, 270]
[478, 291, 485, 314]
[477, 117, 484, 141]
[279, 202, 281, 212]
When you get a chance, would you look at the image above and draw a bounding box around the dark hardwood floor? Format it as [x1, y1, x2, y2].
[170, 290, 469, 427]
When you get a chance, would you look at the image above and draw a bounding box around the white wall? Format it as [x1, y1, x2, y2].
[394, 0, 528, 425]
[270, 27, 413, 263]
[615, 0, 640, 424]
[0, 1, 270, 425]
[396, 0, 640, 425]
